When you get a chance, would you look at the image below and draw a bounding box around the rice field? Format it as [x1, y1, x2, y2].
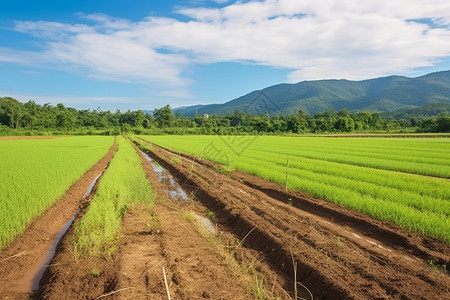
[143, 135, 450, 243]
[0, 136, 114, 251]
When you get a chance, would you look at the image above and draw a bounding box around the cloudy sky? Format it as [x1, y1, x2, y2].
[1, 0, 450, 111]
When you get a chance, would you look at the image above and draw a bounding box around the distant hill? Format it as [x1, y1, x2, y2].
[175, 70, 450, 117]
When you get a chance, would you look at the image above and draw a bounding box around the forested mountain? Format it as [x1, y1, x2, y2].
[175, 70, 450, 116]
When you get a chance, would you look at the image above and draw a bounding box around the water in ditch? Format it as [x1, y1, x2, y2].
[140, 150, 189, 201]
[192, 213, 217, 235]
[20, 172, 103, 292]
[139, 150, 219, 237]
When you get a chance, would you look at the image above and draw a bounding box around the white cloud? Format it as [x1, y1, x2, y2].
[0, 47, 34, 64]
[13, 20, 93, 40]
[3, 0, 450, 88]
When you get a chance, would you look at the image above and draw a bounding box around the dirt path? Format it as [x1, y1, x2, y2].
[115, 204, 169, 300]
[0, 142, 116, 299]
[121, 144, 251, 299]
[138, 139, 450, 299]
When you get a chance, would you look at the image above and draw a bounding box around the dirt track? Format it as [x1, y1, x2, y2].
[113, 146, 251, 299]
[138, 138, 450, 299]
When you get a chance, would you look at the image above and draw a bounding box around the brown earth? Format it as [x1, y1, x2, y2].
[114, 203, 170, 300]
[0, 141, 116, 299]
[115, 143, 252, 299]
[137, 138, 450, 299]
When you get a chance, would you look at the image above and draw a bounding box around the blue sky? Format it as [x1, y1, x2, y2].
[1, 0, 450, 111]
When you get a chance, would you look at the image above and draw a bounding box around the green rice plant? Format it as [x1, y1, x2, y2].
[143, 135, 450, 243]
[0, 136, 114, 251]
[74, 137, 153, 257]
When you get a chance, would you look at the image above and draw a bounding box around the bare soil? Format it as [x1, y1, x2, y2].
[115, 145, 251, 299]
[138, 139, 450, 299]
[0, 142, 116, 299]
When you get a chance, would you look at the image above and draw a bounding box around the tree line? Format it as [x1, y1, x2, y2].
[1, 97, 449, 135]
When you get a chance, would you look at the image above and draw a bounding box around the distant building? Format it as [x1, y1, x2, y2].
[204, 113, 209, 119]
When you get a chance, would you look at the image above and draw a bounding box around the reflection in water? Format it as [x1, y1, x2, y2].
[192, 213, 217, 235]
[141, 150, 189, 201]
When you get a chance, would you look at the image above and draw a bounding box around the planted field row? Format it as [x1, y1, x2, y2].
[74, 136, 154, 257]
[143, 135, 450, 243]
[0, 136, 114, 251]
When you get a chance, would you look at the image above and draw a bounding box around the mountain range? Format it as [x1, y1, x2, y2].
[174, 70, 450, 117]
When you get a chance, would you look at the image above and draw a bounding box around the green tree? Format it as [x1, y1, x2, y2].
[437, 116, 450, 132]
[419, 118, 438, 132]
[0, 97, 24, 129]
[229, 110, 247, 127]
[133, 110, 145, 127]
[153, 105, 175, 128]
[370, 112, 383, 129]
[335, 116, 355, 132]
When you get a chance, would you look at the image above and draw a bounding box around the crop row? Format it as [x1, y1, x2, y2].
[74, 136, 154, 257]
[144, 135, 450, 243]
[0, 137, 114, 251]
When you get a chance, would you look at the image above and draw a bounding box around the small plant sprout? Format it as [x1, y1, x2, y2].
[206, 210, 215, 220]
[91, 268, 100, 277]
[171, 156, 181, 164]
[428, 258, 447, 274]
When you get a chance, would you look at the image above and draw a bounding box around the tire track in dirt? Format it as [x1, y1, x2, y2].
[129, 143, 251, 299]
[0, 141, 116, 300]
[138, 139, 450, 299]
[115, 204, 170, 300]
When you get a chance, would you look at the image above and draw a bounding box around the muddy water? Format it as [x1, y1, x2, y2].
[20, 172, 103, 292]
[140, 150, 189, 201]
[20, 211, 78, 292]
[192, 213, 217, 235]
[140, 150, 218, 236]
[83, 172, 102, 198]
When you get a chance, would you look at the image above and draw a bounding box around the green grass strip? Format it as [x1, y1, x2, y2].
[74, 136, 153, 257]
